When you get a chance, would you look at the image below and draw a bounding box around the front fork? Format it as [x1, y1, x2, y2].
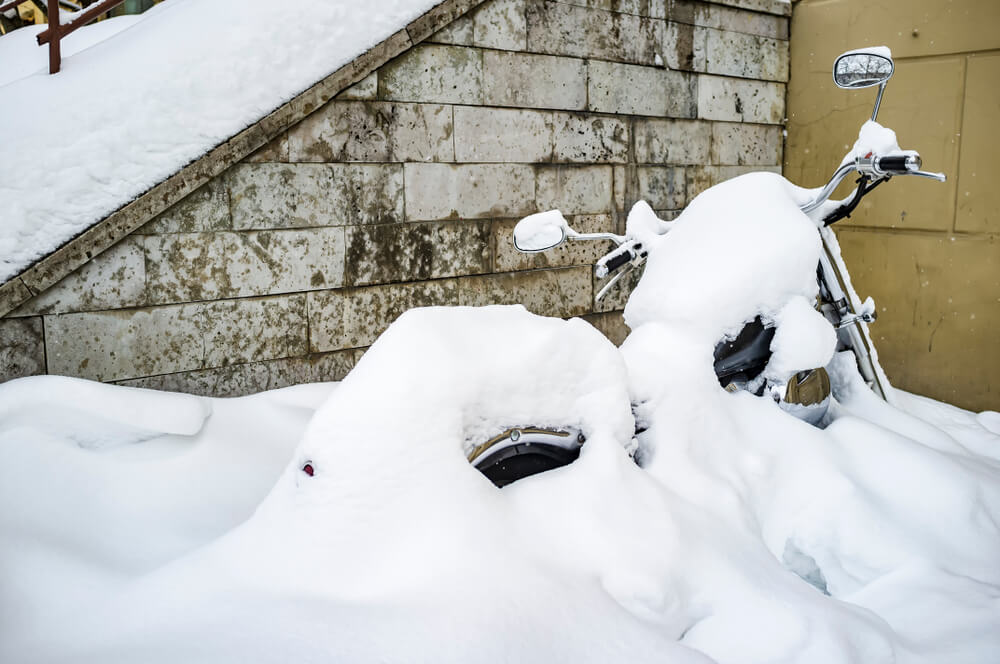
[817, 229, 893, 403]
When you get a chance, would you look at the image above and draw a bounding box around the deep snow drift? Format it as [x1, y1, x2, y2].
[0, 0, 438, 281]
[1, 305, 998, 663]
[1, 171, 998, 662]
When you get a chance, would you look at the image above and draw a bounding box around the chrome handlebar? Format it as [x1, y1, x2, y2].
[799, 162, 858, 214]
[586, 149, 944, 299]
[799, 152, 946, 214]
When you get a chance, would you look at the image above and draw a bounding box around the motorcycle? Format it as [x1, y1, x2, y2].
[469, 47, 946, 488]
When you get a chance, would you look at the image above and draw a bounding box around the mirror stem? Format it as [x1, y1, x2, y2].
[871, 81, 886, 122]
[567, 232, 627, 245]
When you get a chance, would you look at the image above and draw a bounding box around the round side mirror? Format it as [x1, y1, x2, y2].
[833, 50, 894, 89]
[513, 210, 569, 252]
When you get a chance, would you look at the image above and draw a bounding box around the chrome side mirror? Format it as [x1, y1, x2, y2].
[833, 48, 895, 122]
[513, 210, 569, 252]
[833, 51, 894, 89]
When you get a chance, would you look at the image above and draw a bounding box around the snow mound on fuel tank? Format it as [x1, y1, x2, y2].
[625, 171, 822, 342]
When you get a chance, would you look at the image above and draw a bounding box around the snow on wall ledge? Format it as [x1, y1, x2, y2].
[0, 0, 440, 283]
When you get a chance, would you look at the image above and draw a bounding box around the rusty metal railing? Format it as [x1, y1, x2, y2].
[0, 0, 130, 73]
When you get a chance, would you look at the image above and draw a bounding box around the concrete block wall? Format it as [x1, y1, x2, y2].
[1, 0, 790, 396]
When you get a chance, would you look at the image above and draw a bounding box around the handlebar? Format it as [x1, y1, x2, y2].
[595, 242, 644, 279]
[600, 249, 633, 276]
[862, 153, 944, 181]
[873, 154, 919, 174]
[800, 151, 945, 215]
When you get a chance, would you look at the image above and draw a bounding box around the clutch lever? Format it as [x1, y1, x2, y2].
[595, 250, 647, 301]
[596, 263, 634, 301]
[595, 241, 643, 278]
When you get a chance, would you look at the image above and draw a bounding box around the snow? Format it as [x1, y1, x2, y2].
[513, 209, 571, 251]
[2, 174, 999, 662]
[839, 45, 893, 60]
[979, 411, 1000, 435]
[2, 306, 998, 662]
[764, 295, 837, 384]
[0, 374, 210, 449]
[0, 0, 440, 282]
[0, 378, 335, 642]
[625, 172, 821, 340]
[844, 119, 919, 165]
[0, 15, 140, 88]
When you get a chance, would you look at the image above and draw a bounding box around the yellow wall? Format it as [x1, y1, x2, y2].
[785, 0, 999, 411]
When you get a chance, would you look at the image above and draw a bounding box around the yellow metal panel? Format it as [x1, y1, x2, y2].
[842, 56, 963, 232]
[955, 53, 1000, 233]
[837, 229, 1000, 412]
[848, 0, 1000, 60]
[789, 0, 999, 409]
[787, 57, 962, 230]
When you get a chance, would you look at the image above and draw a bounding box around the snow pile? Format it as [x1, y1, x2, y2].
[0, 374, 209, 449]
[843, 119, 919, 166]
[625, 172, 823, 341]
[0, 378, 333, 639]
[764, 296, 837, 384]
[1, 176, 998, 662]
[297, 305, 634, 469]
[0, 0, 439, 282]
[619, 174, 1000, 661]
[2, 307, 998, 662]
[621, 333, 1000, 662]
[2, 307, 698, 663]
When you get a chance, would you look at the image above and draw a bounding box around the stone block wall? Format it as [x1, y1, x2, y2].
[1, 0, 790, 396]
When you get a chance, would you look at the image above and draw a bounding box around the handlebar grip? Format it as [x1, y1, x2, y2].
[603, 250, 633, 274]
[875, 154, 920, 174]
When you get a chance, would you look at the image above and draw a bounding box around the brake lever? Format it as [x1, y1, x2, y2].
[908, 170, 947, 182]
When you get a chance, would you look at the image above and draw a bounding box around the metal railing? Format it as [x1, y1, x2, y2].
[0, 0, 130, 73]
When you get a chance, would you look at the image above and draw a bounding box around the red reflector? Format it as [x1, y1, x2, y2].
[302, 463, 314, 477]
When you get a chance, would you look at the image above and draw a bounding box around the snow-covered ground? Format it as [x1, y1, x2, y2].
[1, 308, 997, 663]
[0, 0, 438, 282]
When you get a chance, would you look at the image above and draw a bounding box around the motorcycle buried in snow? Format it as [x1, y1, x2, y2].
[470, 47, 946, 488]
